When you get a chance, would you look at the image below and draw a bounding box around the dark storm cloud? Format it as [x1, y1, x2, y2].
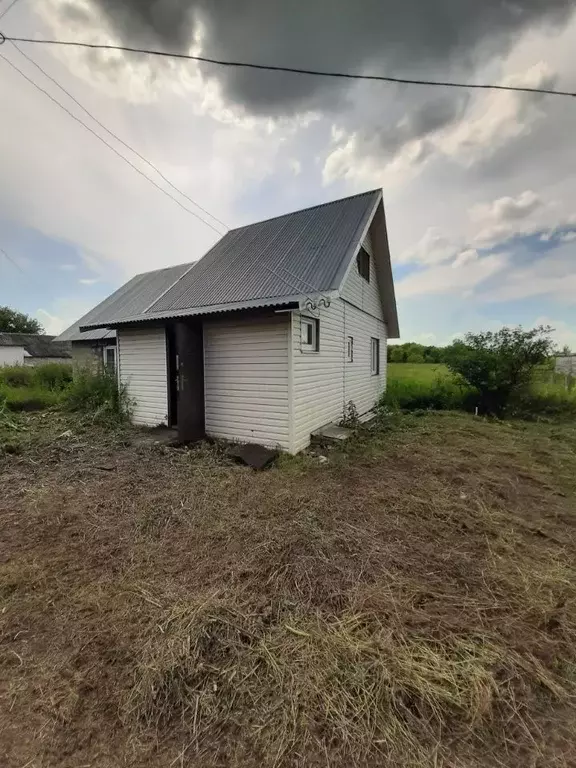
[352, 93, 470, 164]
[77, 0, 574, 115]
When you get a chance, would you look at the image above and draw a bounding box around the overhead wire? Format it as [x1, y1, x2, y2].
[9, 40, 228, 230]
[0, 34, 574, 99]
[0, 52, 227, 236]
[0, 0, 22, 22]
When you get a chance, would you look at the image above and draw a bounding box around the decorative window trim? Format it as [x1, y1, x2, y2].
[370, 337, 380, 375]
[301, 316, 319, 352]
[346, 336, 354, 363]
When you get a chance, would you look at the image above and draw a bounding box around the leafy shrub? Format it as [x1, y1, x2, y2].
[506, 391, 576, 420]
[0, 363, 72, 390]
[0, 385, 62, 411]
[445, 326, 555, 417]
[64, 367, 131, 424]
[0, 365, 35, 388]
[34, 362, 73, 391]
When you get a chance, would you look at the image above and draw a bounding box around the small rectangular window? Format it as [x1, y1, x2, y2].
[346, 336, 354, 363]
[370, 337, 380, 375]
[357, 247, 370, 282]
[301, 317, 319, 352]
[103, 345, 117, 374]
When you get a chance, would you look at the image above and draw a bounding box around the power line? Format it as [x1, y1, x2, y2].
[0, 245, 46, 292]
[9, 41, 228, 230]
[0, 52, 227, 236]
[1, 34, 574, 99]
[0, 246, 26, 275]
[0, 0, 22, 22]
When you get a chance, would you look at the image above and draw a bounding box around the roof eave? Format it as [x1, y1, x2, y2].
[79, 294, 307, 331]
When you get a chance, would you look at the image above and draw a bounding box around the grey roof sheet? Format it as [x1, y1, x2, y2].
[0, 333, 71, 358]
[56, 262, 193, 342]
[150, 189, 380, 314]
[81, 190, 381, 329]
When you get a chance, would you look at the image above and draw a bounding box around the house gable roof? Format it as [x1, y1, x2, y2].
[0, 333, 71, 358]
[80, 189, 399, 337]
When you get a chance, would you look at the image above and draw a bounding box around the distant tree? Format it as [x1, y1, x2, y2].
[445, 325, 555, 416]
[561, 344, 572, 357]
[0, 306, 44, 334]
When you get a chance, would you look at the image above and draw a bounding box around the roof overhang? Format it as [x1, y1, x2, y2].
[80, 294, 306, 331]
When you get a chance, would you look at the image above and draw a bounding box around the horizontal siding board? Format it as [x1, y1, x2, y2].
[340, 230, 384, 321]
[118, 327, 168, 426]
[343, 302, 387, 415]
[291, 302, 345, 453]
[291, 298, 387, 453]
[203, 314, 290, 450]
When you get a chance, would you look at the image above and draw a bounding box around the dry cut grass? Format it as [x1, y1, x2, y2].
[1, 410, 576, 767]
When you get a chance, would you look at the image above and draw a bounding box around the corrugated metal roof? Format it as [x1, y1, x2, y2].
[80, 190, 381, 330]
[150, 189, 380, 314]
[56, 262, 193, 342]
[0, 333, 71, 358]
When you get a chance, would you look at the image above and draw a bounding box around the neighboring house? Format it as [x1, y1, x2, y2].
[556, 355, 576, 375]
[55, 324, 117, 371]
[0, 333, 71, 366]
[76, 189, 399, 453]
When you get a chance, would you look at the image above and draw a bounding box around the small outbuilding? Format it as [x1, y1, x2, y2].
[69, 189, 400, 453]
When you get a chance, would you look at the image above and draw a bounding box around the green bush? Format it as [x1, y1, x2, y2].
[444, 326, 555, 416]
[0, 363, 72, 390]
[508, 393, 576, 420]
[0, 365, 35, 388]
[0, 385, 62, 411]
[34, 362, 73, 391]
[64, 367, 131, 423]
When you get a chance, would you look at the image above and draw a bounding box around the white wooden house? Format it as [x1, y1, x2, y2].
[72, 189, 399, 453]
[0, 333, 71, 366]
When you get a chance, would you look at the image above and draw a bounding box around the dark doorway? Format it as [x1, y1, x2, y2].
[166, 325, 178, 428]
[173, 320, 205, 442]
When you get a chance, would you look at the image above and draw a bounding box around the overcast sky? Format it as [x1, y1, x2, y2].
[0, 0, 575, 347]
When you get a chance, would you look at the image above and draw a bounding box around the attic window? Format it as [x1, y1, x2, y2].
[357, 247, 370, 282]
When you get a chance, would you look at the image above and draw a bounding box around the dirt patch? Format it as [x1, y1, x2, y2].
[1, 411, 576, 767]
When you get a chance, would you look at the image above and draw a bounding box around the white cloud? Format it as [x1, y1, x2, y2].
[481, 245, 576, 304]
[78, 278, 100, 285]
[59, 263, 76, 271]
[396, 227, 462, 265]
[435, 63, 554, 168]
[396, 252, 508, 298]
[322, 62, 556, 191]
[452, 249, 479, 268]
[36, 308, 67, 335]
[534, 317, 576, 352]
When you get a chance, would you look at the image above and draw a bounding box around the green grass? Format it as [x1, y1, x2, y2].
[386, 362, 576, 418]
[388, 362, 450, 383]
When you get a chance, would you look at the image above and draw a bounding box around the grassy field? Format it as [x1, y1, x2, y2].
[1, 410, 576, 767]
[386, 362, 576, 415]
[388, 362, 450, 382]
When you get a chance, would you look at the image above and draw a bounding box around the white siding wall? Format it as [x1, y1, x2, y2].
[117, 327, 168, 426]
[343, 302, 387, 416]
[203, 314, 290, 450]
[292, 301, 345, 453]
[340, 231, 384, 321]
[0, 346, 25, 366]
[291, 298, 387, 453]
